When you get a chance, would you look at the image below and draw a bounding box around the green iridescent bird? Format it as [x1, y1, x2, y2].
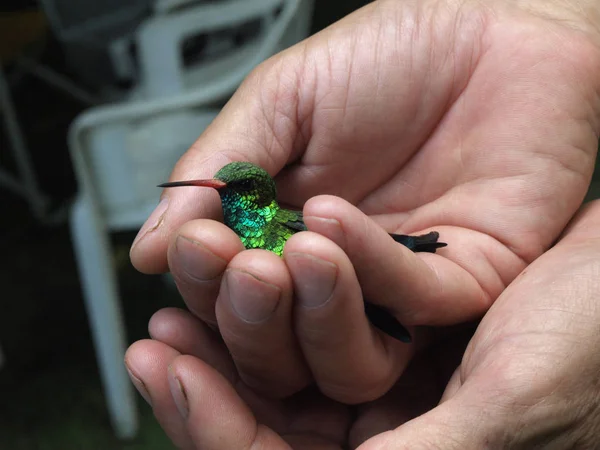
[158, 161, 447, 343]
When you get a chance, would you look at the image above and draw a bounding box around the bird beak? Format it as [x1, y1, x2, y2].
[157, 179, 227, 189]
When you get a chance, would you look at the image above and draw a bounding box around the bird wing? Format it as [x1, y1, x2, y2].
[276, 208, 307, 232]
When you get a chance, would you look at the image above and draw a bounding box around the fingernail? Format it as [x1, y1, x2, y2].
[176, 235, 227, 281]
[222, 269, 280, 323]
[125, 365, 152, 406]
[303, 216, 346, 250]
[131, 197, 169, 249]
[286, 253, 337, 308]
[168, 366, 188, 419]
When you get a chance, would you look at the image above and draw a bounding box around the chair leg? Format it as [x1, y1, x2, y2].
[70, 195, 138, 439]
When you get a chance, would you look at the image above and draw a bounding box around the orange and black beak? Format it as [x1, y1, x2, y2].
[158, 179, 227, 189]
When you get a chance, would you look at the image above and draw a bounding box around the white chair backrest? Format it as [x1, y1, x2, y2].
[68, 0, 314, 230]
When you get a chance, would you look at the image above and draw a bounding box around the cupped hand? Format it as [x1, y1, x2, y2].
[125, 200, 600, 449]
[128, 0, 600, 402]
[124, 301, 467, 449]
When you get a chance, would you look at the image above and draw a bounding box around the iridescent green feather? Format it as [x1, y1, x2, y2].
[214, 162, 305, 256]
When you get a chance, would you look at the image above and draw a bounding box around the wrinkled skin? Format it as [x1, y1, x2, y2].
[126, 0, 600, 448]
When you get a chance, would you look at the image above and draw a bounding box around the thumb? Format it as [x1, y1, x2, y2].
[359, 394, 496, 450]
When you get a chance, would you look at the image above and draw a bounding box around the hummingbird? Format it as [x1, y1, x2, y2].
[158, 161, 447, 343]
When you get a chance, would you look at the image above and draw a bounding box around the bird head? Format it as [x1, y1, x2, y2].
[158, 161, 278, 208]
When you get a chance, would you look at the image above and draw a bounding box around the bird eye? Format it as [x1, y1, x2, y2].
[238, 179, 252, 189]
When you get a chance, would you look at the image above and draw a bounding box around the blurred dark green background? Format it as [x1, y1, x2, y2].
[0, 2, 371, 449]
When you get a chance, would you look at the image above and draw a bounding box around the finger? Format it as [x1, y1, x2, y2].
[125, 340, 193, 449]
[358, 395, 493, 450]
[169, 355, 292, 450]
[150, 310, 352, 442]
[214, 249, 312, 398]
[350, 364, 442, 448]
[148, 307, 289, 433]
[559, 199, 600, 244]
[349, 329, 472, 447]
[148, 307, 237, 380]
[167, 219, 245, 326]
[283, 231, 414, 404]
[303, 195, 492, 326]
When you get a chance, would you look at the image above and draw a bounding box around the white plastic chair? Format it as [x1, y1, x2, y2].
[67, 0, 314, 439]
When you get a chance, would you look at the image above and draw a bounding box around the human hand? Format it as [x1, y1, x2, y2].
[125, 200, 600, 448]
[129, 0, 600, 402]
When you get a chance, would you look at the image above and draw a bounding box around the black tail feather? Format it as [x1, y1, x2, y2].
[366, 231, 446, 344]
[364, 301, 412, 343]
[389, 231, 447, 253]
